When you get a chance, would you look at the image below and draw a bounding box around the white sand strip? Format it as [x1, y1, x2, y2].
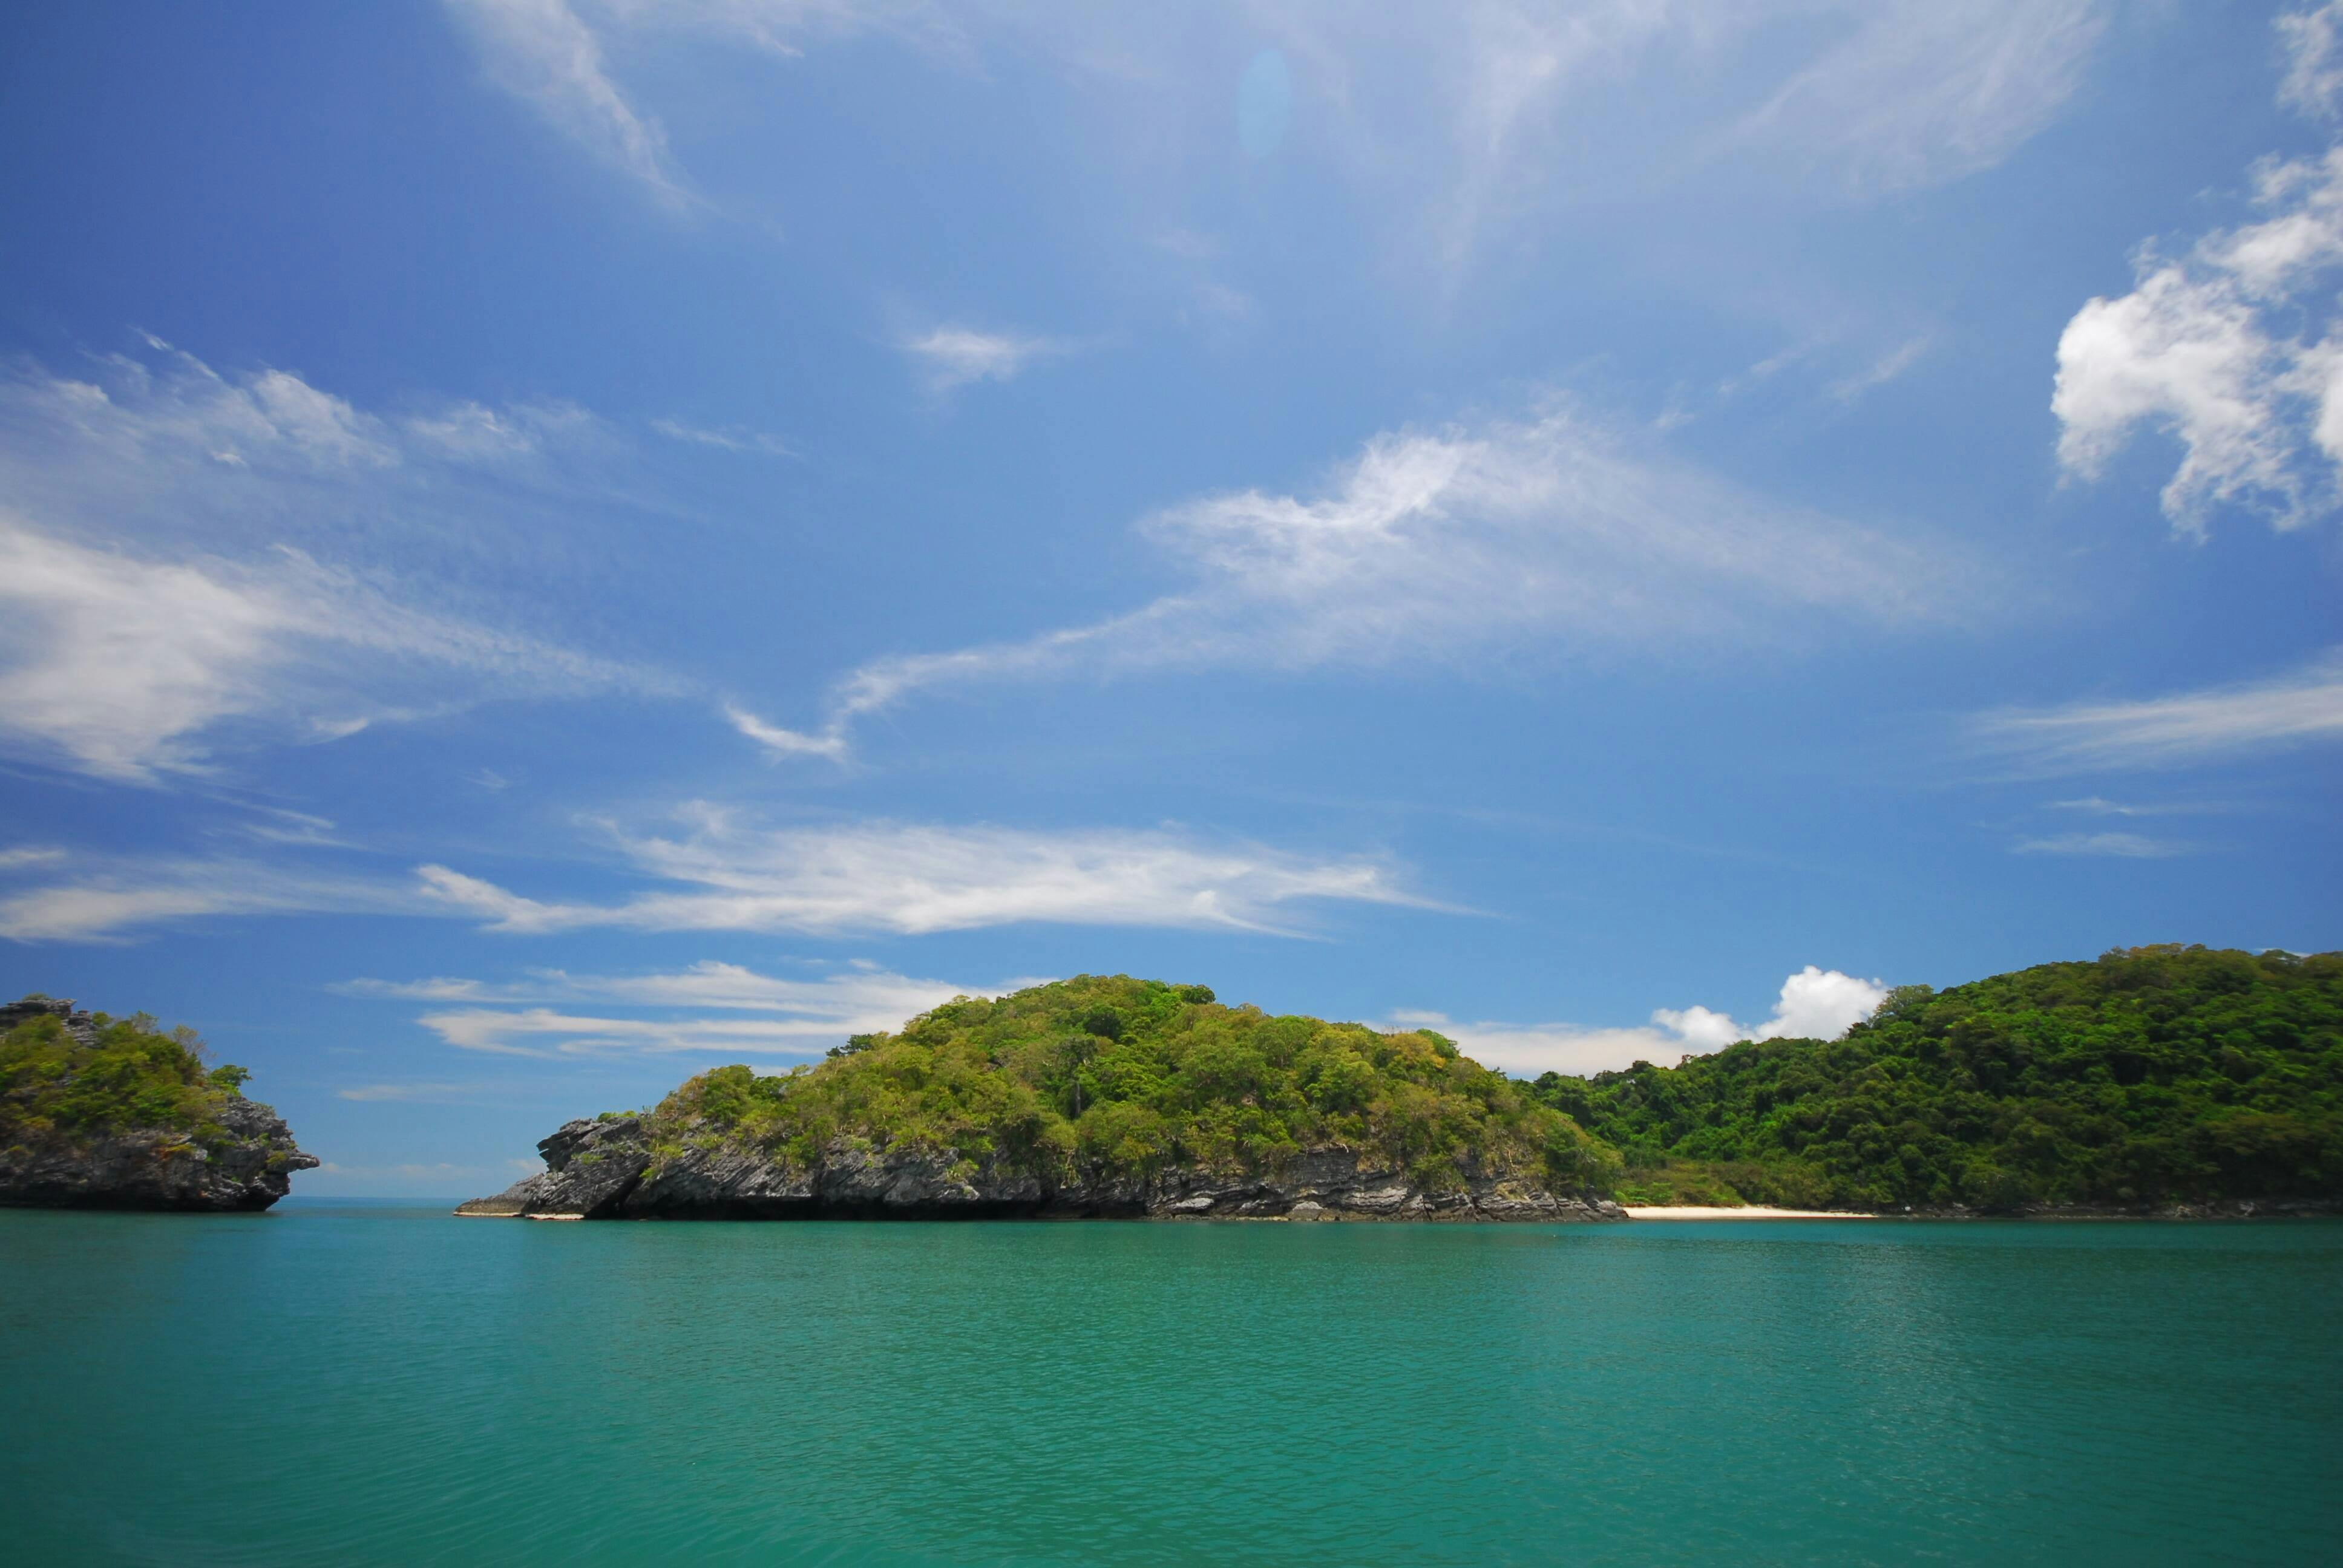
[1623, 1205, 1873, 1220]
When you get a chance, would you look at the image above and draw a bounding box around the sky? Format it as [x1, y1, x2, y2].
[1, 1, 2337, 1197]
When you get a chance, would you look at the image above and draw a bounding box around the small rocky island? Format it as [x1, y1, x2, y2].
[0, 996, 317, 1212]
[461, 976, 1626, 1222]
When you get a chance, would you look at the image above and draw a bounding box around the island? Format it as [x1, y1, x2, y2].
[1532, 944, 2342, 1216]
[460, 975, 1627, 1221]
[0, 996, 317, 1212]
[464, 947, 2342, 1222]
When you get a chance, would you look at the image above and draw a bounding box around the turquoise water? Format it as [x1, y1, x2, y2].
[3, 1207, 2338, 1566]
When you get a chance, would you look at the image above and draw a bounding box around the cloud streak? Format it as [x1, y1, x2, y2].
[345, 959, 1028, 1059]
[0, 855, 422, 943]
[443, 0, 686, 201]
[1970, 651, 2343, 773]
[899, 326, 1076, 393]
[0, 339, 682, 782]
[747, 403, 1979, 753]
[413, 809, 1427, 936]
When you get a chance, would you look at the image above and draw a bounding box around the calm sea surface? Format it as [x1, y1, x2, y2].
[3, 1205, 2338, 1566]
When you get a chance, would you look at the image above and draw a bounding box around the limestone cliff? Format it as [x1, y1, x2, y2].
[458, 1114, 1624, 1222]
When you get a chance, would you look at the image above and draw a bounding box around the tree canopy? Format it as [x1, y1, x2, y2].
[644, 973, 1616, 1194]
[1527, 946, 2342, 1209]
[2, 1007, 254, 1149]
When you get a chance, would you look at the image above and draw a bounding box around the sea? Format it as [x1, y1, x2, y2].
[3, 1204, 2338, 1566]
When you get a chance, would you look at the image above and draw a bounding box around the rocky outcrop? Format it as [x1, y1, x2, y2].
[0, 996, 319, 1212]
[457, 1117, 1625, 1223]
[0, 1096, 320, 1212]
[0, 996, 97, 1047]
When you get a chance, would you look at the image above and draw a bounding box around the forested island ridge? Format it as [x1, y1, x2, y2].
[464, 946, 2341, 1221]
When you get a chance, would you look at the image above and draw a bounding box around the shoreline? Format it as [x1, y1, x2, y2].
[1624, 1205, 1872, 1220]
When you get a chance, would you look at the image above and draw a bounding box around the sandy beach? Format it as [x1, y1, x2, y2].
[1623, 1206, 1872, 1220]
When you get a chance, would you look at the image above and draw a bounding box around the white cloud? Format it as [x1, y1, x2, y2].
[2279, 1, 2343, 120]
[1830, 335, 1936, 402]
[0, 340, 672, 782]
[4, 809, 1421, 942]
[724, 702, 848, 762]
[0, 514, 650, 783]
[0, 857, 419, 943]
[344, 958, 1019, 1059]
[756, 403, 1974, 751]
[456, 2, 2107, 285]
[442, 0, 685, 201]
[1723, 1, 2106, 195]
[1398, 965, 1890, 1079]
[2054, 11, 2343, 534]
[1971, 650, 2343, 773]
[2048, 796, 2223, 818]
[899, 326, 1075, 393]
[649, 417, 796, 457]
[413, 808, 1424, 936]
[2012, 832, 2191, 858]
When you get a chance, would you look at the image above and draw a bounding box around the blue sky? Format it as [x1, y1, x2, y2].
[1, 1, 2336, 1196]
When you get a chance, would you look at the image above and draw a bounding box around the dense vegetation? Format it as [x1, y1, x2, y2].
[1, 1004, 254, 1151]
[1529, 946, 2342, 1210]
[644, 973, 1617, 1194]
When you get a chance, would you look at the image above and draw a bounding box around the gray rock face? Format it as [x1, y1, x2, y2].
[0, 1096, 320, 1212]
[0, 996, 97, 1048]
[457, 1119, 1626, 1223]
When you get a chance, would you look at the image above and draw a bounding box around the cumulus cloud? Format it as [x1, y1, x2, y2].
[412, 809, 1425, 936]
[746, 403, 1974, 754]
[1398, 965, 1890, 1079]
[899, 326, 1076, 393]
[2054, 9, 2343, 533]
[1970, 650, 2343, 773]
[344, 958, 1024, 1059]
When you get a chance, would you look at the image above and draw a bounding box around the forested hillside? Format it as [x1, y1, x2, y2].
[1527, 946, 2342, 1210]
[640, 973, 1617, 1197]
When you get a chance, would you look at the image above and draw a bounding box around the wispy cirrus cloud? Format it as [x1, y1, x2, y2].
[412, 808, 1425, 937]
[1970, 650, 2343, 774]
[441, 0, 687, 201]
[649, 417, 796, 457]
[2012, 831, 2193, 858]
[2054, 4, 2343, 534]
[0, 338, 678, 783]
[447, 2, 2111, 286]
[739, 402, 1983, 756]
[1, 809, 1426, 942]
[343, 958, 1026, 1059]
[0, 855, 422, 943]
[0, 514, 654, 783]
[1397, 965, 1889, 1078]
